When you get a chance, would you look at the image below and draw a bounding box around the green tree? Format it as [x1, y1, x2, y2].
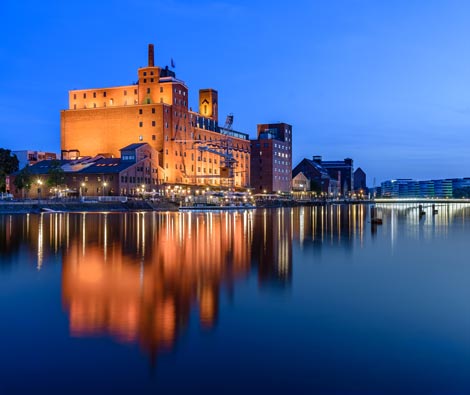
[13, 166, 33, 198]
[0, 149, 19, 192]
[47, 160, 65, 196]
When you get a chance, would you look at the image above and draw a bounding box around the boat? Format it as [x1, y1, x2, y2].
[178, 191, 256, 211]
[179, 203, 255, 211]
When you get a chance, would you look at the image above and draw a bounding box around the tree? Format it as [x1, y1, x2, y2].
[47, 160, 66, 196]
[13, 166, 33, 198]
[0, 149, 19, 192]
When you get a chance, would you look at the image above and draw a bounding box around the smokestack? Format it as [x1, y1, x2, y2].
[148, 44, 154, 67]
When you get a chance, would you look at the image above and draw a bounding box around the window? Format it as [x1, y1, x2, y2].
[147, 88, 150, 94]
[139, 109, 143, 114]
[152, 134, 156, 140]
[143, 79, 147, 83]
[103, 92, 107, 97]
[150, 71, 154, 76]
[93, 92, 96, 98]
[73, 104, 76, 110]
[143, 72, 147, 76]
[134, 89, 137, 94]
[73, 94, 76, 100]
[151, 78, 154, 82]
[124, 90, 127, 96]
[83, 93, 86, 99]
[152, 108, 155, 114]
[152, 121, 155, 127]
[160, 87, 163, 93]
[139, 122, 143, 127]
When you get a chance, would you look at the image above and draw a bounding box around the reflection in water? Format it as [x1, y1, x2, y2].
[61, 212, 253, 362]
[3, 203, 470, 365]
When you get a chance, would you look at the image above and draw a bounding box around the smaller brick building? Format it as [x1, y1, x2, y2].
[250, 123, 292, 193]
[9, 143, 162, 198]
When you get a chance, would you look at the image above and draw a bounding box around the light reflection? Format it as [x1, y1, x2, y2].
[3, 204, 469, 365]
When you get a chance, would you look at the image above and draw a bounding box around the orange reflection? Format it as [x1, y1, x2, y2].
[61, 212, 253, 359]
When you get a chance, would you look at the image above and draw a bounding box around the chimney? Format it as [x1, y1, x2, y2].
[148, 44, 154, 67]
[313, 155, 322, 164]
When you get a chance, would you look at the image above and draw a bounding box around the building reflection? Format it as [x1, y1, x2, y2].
[290, 205, 367, 251]
[251, 209, 293, 288]
[0, 213, 69, 269]
[61, 212, 253, 361]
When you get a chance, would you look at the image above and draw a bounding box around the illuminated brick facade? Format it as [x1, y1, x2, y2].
[61, 44, 250, 188]
[250, 123, 292, 193]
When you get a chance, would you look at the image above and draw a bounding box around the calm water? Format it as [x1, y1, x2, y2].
[2, 204, 470, 394]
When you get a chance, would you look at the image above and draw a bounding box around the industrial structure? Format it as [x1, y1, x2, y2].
[61, 44, 250, 189]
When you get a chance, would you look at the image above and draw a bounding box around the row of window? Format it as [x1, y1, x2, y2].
[120, 176, 158, 185]
[73, 90, 138, 100]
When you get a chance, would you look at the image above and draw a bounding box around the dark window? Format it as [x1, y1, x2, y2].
[152, 135, 156, 140]
[124, 90, 127, 96]
[83, 93, 86, 99]
[143, 72, 147, 76]
[139, 109, 143, 114]
[160, 87, 163, 93]
[73, 94, 76, 100]
[143, 79, 147, 83]
[139, 122, 143, 127]
[103, 92, 107, 97]
[93, 92, 96, 98]
[147, 88, 150, 94]
[152, 108, 155, 114]
[152, 121, 155, 127]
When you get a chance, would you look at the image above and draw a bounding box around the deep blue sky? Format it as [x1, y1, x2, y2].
[1, 0, 470, 183]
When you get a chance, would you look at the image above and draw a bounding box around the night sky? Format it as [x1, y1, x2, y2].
[1, 0, 469, 184]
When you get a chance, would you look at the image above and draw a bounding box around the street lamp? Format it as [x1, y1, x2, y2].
[80, 182, 86, 198]
[37, 179, 43, 202]
[103, 181, 108, 197]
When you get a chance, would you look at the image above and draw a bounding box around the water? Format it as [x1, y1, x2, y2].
[1, 204, 470, 394]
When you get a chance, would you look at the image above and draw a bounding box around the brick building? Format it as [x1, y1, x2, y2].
[9, 143, 161, 198]
[61, 44, 250, 189]
[250, 123, 292, 193]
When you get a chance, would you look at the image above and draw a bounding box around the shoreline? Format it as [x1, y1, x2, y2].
[0, 199, 375, 214]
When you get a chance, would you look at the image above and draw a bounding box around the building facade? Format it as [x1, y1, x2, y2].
[312, 156, 354, 195]
[61, 44, 250, 189]
[250, 123, 292, 193]
[9, 143, 161, 198]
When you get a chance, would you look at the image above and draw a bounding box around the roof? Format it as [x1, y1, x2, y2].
[78, 158, 135, 174]
[292, 158, 330, 179]
[18, 159, 71, 175]
[120, 143, 147, 151]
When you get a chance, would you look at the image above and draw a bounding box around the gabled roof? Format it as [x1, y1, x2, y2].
[292, 158, 330, 179]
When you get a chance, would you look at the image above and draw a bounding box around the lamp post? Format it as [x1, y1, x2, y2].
[103, 181, 108, 197]
[37, 179, 43, 203]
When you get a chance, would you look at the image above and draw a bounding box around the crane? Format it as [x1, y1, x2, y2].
[171, 138, 239, 189]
